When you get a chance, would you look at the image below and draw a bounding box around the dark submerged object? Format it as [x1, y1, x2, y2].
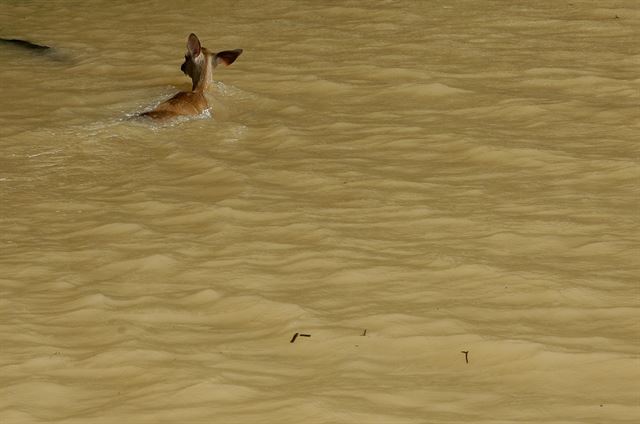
[0, 38, 51, 51]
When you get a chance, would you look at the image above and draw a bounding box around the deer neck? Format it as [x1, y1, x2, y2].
[191, 50, 213, 92]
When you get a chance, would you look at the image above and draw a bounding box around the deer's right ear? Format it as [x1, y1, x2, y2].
[214, 49, 243, 67]
[187, 33, 201, 57]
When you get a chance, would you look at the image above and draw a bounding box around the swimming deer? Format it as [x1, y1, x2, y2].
[140, 33, 242, 120]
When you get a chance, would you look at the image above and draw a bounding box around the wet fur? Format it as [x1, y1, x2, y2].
[140, 33, 242, 120]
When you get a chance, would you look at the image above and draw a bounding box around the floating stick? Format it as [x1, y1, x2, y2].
[290, 333, 310, 343]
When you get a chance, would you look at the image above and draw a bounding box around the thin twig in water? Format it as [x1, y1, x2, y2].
[290, 333, 310, 343]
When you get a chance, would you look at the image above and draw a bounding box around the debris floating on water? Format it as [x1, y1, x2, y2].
[290, 333, 311, 343]
[0, 38, 51, 51]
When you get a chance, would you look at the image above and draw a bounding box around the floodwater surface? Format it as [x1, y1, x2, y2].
[1, 1, 639, 423]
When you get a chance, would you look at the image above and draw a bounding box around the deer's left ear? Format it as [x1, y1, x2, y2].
[187, 33, 201, 57]
[214, 49, 243, 67]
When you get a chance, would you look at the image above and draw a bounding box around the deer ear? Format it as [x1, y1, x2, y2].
[214, 49, 243, 67]
[187, 33, 201, 57]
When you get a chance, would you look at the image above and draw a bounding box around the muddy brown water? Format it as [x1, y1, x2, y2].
[1, 1, 638, 423]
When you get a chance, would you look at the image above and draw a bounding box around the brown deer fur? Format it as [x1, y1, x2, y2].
[140, 33, 242, 120]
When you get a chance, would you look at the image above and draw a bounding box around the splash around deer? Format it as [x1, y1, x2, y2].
[139, 33, 242, 120]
